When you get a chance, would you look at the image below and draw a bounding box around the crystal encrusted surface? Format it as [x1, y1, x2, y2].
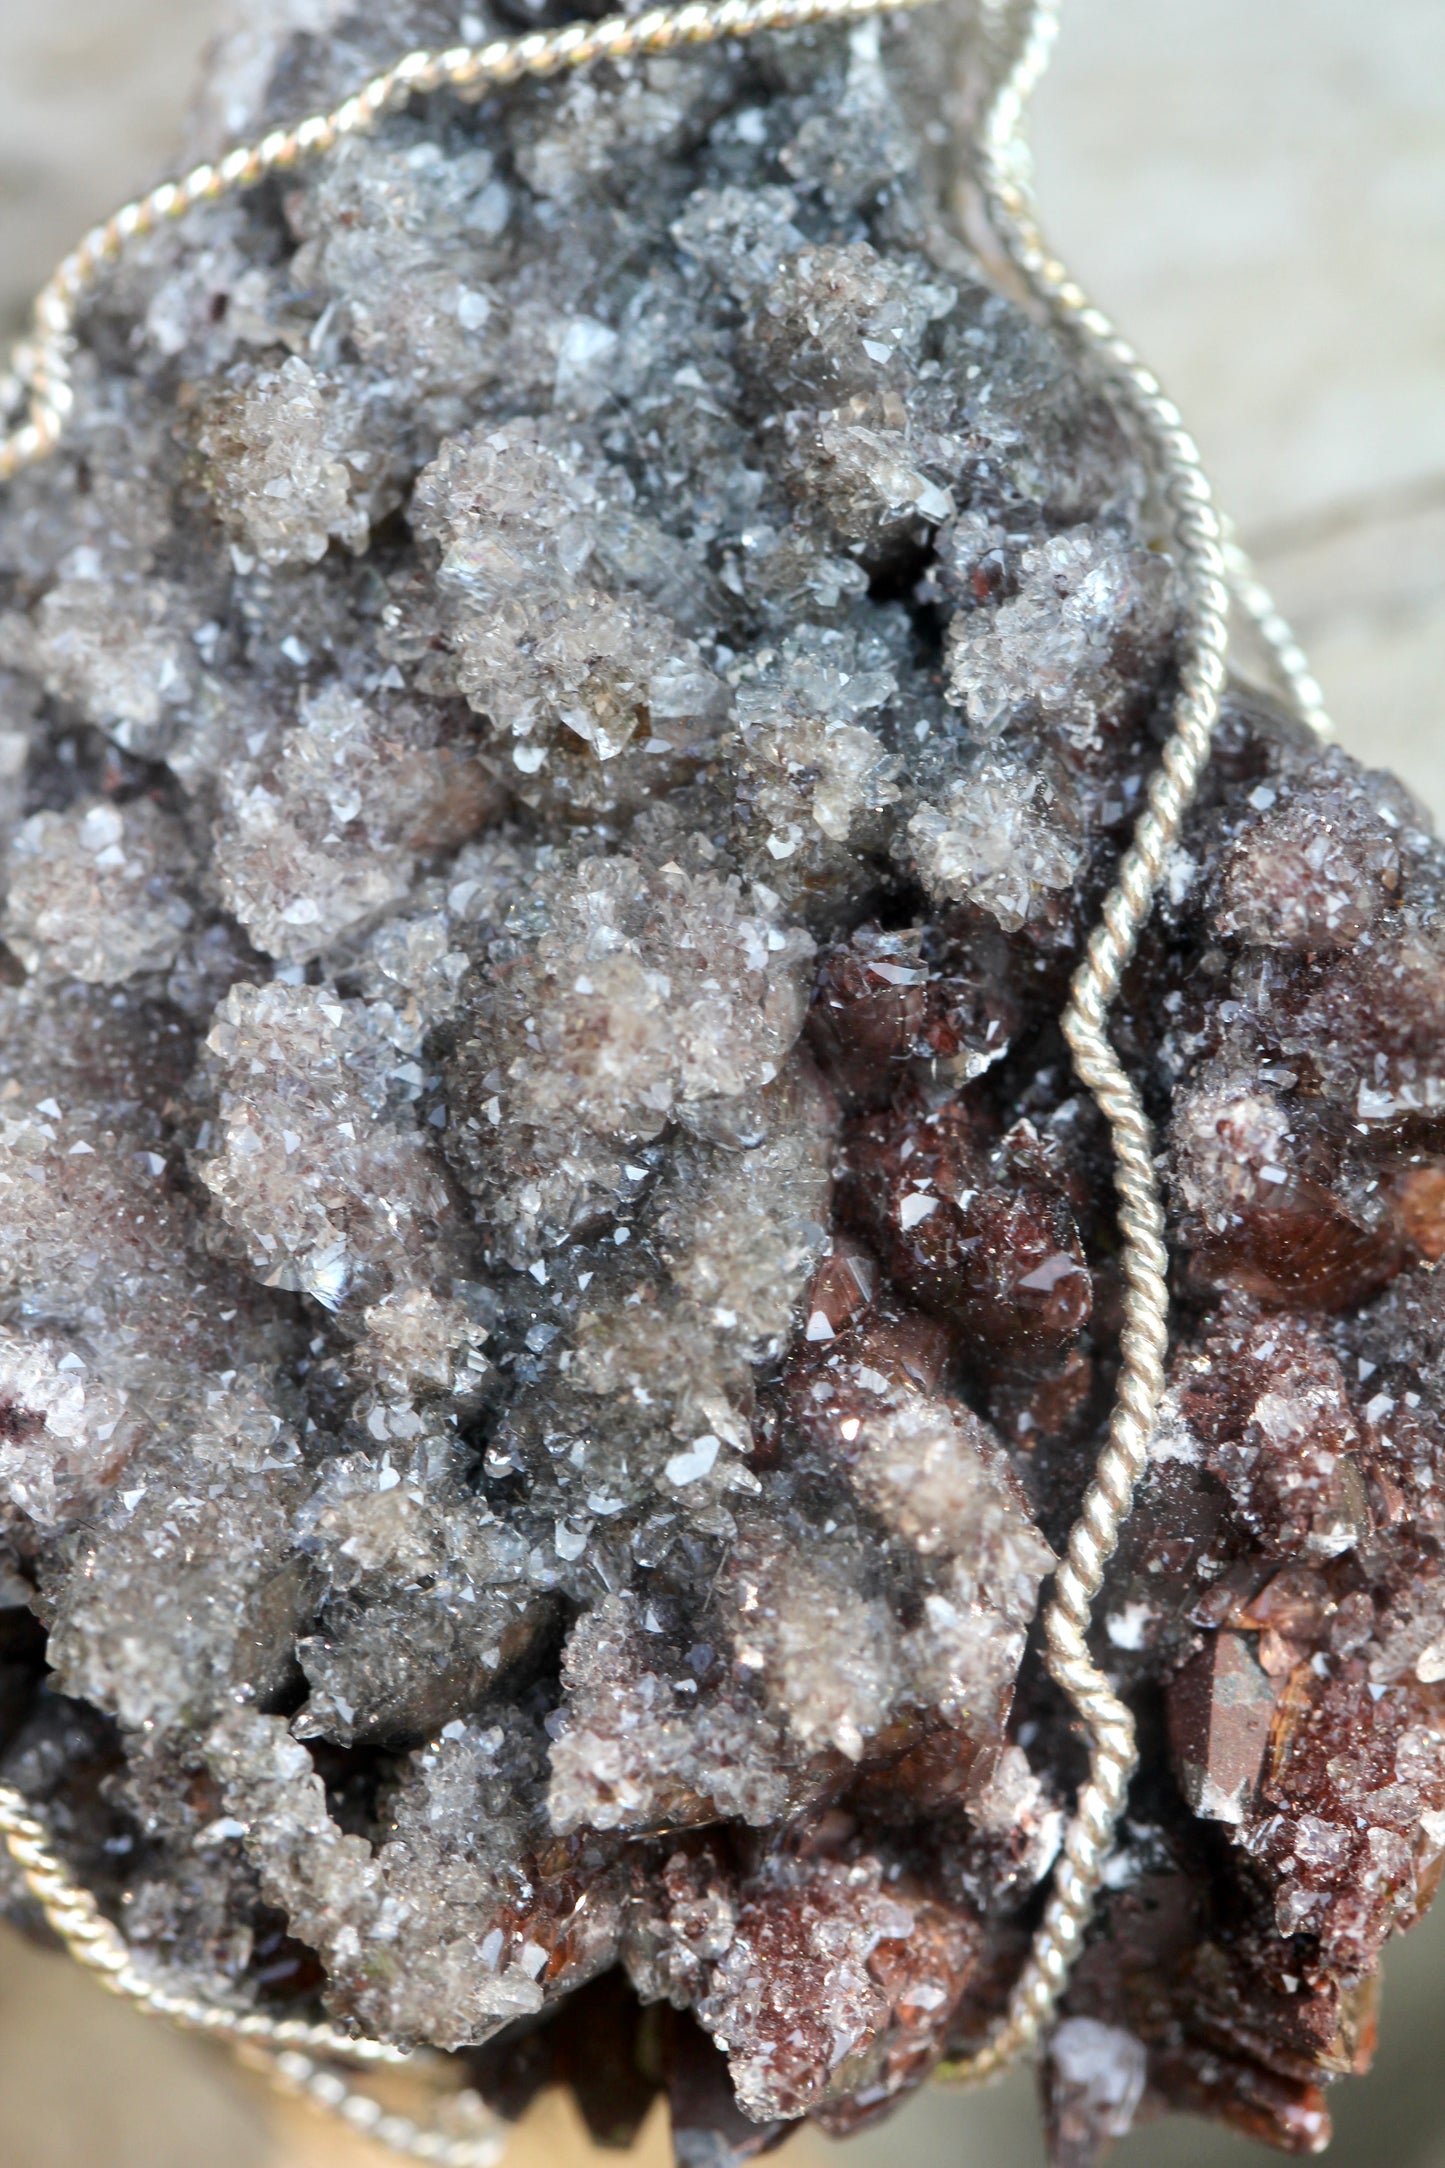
[0, 4, 1441, 2162]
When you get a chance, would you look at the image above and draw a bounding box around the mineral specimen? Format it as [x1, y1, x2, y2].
[0, 2, 1439, 2163]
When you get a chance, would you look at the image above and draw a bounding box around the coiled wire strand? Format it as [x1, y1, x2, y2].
[0, 0, 1328, 2147]
[939, 0, 1327, 2081]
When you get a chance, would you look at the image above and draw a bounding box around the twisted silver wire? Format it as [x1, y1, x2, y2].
[0, 0, 944, 484]
[1223, 523, 1332, 737]
[255, 2047, 506, 2165]
[0, 1784, 510, 2167]
[939, 0, 1322, 2080]
[0, 0, 1330, 2144]
[0, 1779, 394, 2061]
[0, 1780, 504, 2165]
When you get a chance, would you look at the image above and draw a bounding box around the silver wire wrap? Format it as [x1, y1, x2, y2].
[0, 0, 943, 483]
[940, 0, 1327, 2081]
[0, 0, 1330, 2145]
[1223, 523, 1332, 738]
[0, 1771, 505, 2163]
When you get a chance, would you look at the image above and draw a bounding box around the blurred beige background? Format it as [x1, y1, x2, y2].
[0, 1, 1441, 2164]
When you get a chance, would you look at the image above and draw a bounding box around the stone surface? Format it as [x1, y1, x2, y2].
[0, 5, 1442, 2168]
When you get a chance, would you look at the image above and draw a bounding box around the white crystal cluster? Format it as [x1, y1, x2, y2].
[0, 0, 1192, 2152]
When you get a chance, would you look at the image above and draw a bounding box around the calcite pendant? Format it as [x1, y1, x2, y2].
[0, 3, 1439, 2164]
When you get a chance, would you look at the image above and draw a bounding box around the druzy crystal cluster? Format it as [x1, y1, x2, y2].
[0, 3, 1442, 2161]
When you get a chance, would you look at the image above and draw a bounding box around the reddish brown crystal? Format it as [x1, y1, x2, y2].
[1168, 1630, 1281, 1824]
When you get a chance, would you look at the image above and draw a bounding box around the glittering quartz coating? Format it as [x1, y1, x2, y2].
[0, 4, 1438, 2164]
